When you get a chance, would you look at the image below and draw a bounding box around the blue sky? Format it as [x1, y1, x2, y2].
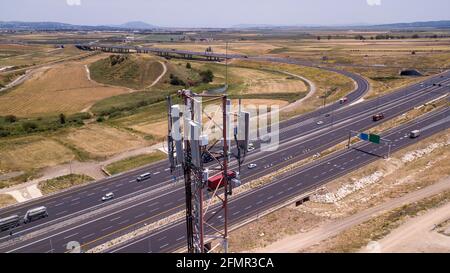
[1, 0, 449, 27]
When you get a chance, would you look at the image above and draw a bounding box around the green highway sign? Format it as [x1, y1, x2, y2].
[369, 134, 381, 144]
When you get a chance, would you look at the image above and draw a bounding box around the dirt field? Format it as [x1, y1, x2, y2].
[0, 136, 75, 172]
[368, 200, 450, 253]
[129, 99, 289, 138]
[147, 42, 281, 56]
[61, 124, 149, 158]
[0, 193, 16, 208]
[0, 55, 130, 117]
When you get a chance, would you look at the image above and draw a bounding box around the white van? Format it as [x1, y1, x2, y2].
[409, 130, 421, 138]
[137, 172, 151, 182]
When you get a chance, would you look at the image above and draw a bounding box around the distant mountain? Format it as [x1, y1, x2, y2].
[0, 21, 158, 31]
[370, 20, 450, 29]
[115, 21, 157, 29]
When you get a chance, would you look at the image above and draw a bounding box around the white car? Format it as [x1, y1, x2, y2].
[247, 146, 255, 152]
[102, 192, 114, 202]
[316, 121, 324, 125]
[247, 163, 257, 169]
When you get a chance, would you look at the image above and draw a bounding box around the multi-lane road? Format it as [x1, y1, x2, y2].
[0, 48, 449, 253]
[112, 105, 450, 253]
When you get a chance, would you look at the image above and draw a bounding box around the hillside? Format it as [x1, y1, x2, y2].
[89, 55, 165, 90]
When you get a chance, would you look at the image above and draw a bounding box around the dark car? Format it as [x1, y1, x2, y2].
[372, 113, 385, 122]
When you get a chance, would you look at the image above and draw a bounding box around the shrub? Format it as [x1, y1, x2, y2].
[4, 115, 17, 123]
[199, 69, 214, 83]
[22, 121, 38, 132]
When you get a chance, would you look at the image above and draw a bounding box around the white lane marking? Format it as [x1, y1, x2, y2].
[232, 211, 240, 216]
[267, 196, 273, 200]
[245, 205, 252, 210]
[55, 202, 64, 207]
[164, 202, 173, 207]
[110, 216, 121, 222]
[150, 208, 159, 213]
[257, 200, 263, 205]
[134, 213, 145, 219]
[157, 236, 167, 241]
[118, 220, 129, 225]
[63, 233, 78, 240]
[160, 243, 169, 249]
[101, 226, 113, 232]
[55, 210, 67, 216]
[176, 236, 184, 241]
[153, 172, 160, 175]
[70, 202, 80, 206]
[82, 233, 96, 239]
[164, 168, 170, 171]
[87, 192, 96, 197]
[115, 183, 123, 187]
[101, 188, 110, 192]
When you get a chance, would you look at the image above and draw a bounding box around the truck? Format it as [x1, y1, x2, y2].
[0, 215, 20, 232]
[409, 130, 421, 138]
[207, 171, 237, 191]
[23, 206, 48, 224]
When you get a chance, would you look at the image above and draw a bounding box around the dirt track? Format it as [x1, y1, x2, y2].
[256, 176, 450, 253]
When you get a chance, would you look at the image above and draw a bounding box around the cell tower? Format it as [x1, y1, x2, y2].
[167, 90, 249, 253]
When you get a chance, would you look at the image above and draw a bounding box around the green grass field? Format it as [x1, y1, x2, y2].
[38, 174, 94, 195]
[89, 54, 165, 90]
[105, 151, 167, 175]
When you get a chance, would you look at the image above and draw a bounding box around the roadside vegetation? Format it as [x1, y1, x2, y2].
[105, 151, 167, 175]
[0, 194, 17, 208]
[38, 174, 94, 195]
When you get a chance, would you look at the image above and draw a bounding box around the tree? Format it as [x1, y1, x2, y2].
[317, 36, 321, 41]
[186, 62, 191, 69]
[4, 115, 17, 123]
[22, 122, 38, 132]
[199, 69, 214, 83]
[59, 113, 66, 124]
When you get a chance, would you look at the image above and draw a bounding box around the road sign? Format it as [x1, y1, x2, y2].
[369, 134, 381, 144]
[359, 133, 369, 141]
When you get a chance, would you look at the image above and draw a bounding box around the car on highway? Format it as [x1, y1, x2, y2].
[102, 192, 114, 202]
[339, 97, 348, 104]
[247, 146, 255, 152]
[409, 130, 421, 138]
[316, 120, 324, 125]
[23, 206, 48, 224]
[372, 113, 385, 121]
[247, 163, 257, 169]
[137, 172, 151, 182]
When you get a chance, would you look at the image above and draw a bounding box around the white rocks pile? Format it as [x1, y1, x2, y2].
[312, 171, 384, 204]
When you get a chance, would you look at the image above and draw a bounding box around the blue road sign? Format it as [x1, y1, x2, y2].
[359, 132, 369, 141]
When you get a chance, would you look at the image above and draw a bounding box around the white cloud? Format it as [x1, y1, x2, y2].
[66, 0, 81, 6]
[366, 0, 381, 6]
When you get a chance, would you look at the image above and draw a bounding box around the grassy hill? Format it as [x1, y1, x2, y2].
[89, 54, 165, 90]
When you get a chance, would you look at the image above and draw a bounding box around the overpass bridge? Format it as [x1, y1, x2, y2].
[75, 44, 247, 61]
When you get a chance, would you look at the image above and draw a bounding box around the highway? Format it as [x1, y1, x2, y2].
[1, 72, 448, 253]
[0, 46, 449, 252]
[111, 105, 450, 253]
[0, 52, 371, 238]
